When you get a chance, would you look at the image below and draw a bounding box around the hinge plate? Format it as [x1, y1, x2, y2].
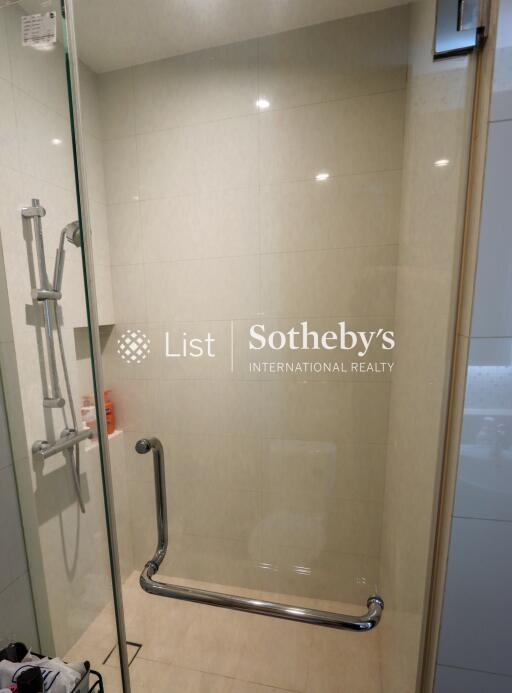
[433, 0, 489, 60]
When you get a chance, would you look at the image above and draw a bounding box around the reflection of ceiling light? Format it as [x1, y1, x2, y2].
[287, 608, 307, 616]
[51, 138, 62, 146]
[293, 565, 311, 576]
[315, 172, 330, 181]
[434, 158, 450, 167]
[256, 98, 270, 110]
[257, 561, 278, 571]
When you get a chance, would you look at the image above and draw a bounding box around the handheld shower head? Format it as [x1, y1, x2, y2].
[64, 221, 81, 247]
[53, 221, 81, 292]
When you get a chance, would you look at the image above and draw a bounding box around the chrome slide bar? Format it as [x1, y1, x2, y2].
[22, 199, 64, 409]
[22, 200, 87, 512]
[136, 437, 384, 631]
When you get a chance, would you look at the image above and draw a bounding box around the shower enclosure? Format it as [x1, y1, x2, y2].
[0, 0, 493, 691]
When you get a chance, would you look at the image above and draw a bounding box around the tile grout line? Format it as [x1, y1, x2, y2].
[102, 86, 407, 143]
[0, 568, 30, 598]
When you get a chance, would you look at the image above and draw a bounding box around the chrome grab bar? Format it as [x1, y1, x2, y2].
[136, 437, 384, 631]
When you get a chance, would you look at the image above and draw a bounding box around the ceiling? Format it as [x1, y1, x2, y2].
[69, 0, 408, 74]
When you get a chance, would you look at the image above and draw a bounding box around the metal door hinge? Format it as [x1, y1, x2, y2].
[434, 0, 490, 60]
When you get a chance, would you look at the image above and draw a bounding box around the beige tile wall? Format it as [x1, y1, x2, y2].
[99, 6, 409, 604]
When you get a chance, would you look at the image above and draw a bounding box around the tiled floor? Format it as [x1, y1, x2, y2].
[66, 571, 382, 692]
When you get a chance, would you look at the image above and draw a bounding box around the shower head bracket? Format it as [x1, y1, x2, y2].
[32, 288, 62, 301]
[21, 205, 46, 219]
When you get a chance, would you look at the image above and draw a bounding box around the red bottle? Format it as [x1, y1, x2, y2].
[104, 390, 115, 435]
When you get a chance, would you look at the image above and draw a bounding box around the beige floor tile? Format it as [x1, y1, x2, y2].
[64, 603, 118, 668]
[229, 681, 296, 693]
[66, 572, 382, 692]
[170, 601, 248, 677]
[129, 657, 231, 692]
[234, 612, 312, 692]
[305, 625, 381, 693]
[121, 572, 247, 674]
[94, 664, 123, 693]
[123, 581, 193, 664]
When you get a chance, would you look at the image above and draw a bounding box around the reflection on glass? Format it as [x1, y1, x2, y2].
[456, 342, 512, 521]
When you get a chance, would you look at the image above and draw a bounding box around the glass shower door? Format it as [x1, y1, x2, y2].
[0, 1, 126, 690]
[66, 0, 481, 691]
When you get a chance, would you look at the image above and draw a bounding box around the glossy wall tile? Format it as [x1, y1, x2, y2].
[454, 338, 512, 522]
[435, 665, 512, 693]
[489, 0, 512, 122]
[437, 517, 512, 677]
[471, 120, 512, 337]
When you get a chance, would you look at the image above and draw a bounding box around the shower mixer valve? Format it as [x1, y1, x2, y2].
[32, 428, 93, 463]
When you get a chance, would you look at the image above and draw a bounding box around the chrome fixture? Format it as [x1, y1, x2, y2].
[22, 199, 91, 513]
[433, 0, 489, 59]
[64, 220, 82, 247]
[32, 428, 93, 461]
[136, 437, 384, 631]
[53, 221, 81, 295]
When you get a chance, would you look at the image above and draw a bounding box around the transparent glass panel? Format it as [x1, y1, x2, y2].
[0, 1, 123, 690]
[69, 0, 479, 691]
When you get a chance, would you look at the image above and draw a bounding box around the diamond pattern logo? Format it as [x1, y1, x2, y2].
[117, 329, 151, 364]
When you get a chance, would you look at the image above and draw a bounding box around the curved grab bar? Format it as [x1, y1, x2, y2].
[136, 437, 384, 631]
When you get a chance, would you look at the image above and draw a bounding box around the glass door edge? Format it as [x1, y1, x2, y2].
[60, 1, 132, 690]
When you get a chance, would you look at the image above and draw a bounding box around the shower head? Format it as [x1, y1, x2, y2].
[53, 221, 81, 293]
[64, 221, 81, 247]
